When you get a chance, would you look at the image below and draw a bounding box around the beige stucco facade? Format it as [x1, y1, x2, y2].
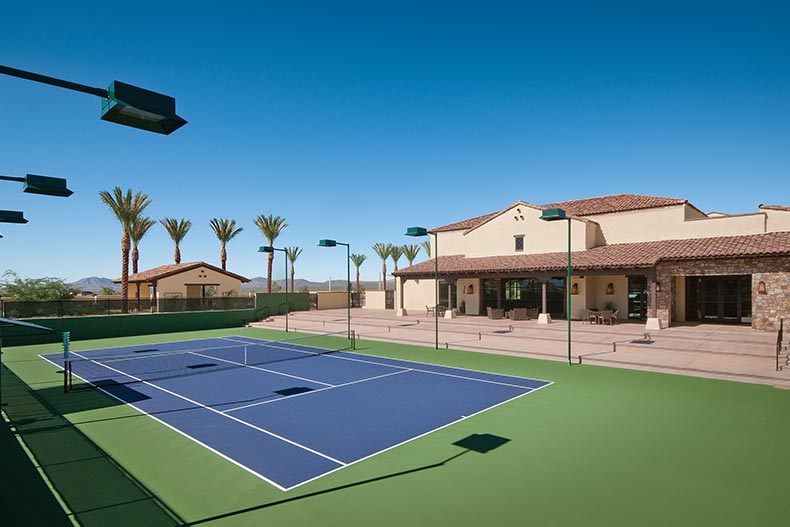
[393, 195, 790, 331]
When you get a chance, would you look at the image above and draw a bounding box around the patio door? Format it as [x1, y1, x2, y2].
[685, 276, 751, 324]
[627, 277, 647, 320]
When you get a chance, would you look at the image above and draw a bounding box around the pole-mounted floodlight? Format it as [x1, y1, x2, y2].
[405, 226, 439, 350]
[0, 174, 73, 197]
[318, 239, 352, 339]
[539, 207, 572, 365]
[259, 246, 289, 332]
[0, 211, 28, 224]
[0, 65, 186, 135]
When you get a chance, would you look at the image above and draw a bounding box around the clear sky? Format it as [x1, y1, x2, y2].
[2, 1, 789, 284]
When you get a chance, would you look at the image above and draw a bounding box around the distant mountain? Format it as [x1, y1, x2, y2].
[69, 276, 120, 294]
[241, 277, 393, 292]
[70, 276, 391, 295]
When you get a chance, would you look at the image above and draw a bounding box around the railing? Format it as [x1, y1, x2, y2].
[777, 318, 788, 372]
[1, 296, 254, 319]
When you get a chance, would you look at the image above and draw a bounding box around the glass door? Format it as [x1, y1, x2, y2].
[627, 277, 647, 319]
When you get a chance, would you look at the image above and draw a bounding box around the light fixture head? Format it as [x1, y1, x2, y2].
[539, 208, 568, 221]
[22, 174, 73, 197]
[0, 210, 28, 224]
[101, 81, 187, 135]
[405, 226, 428, 237]
[259, 246, 274, 253]
[318, 239, 337, 247]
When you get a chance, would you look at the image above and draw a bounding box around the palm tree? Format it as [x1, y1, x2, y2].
[130, 216, 155, 274]
[390, 245, 403, 273]
[285, 246, 303, 292]
[421, 240, 432, 258]
[403, 244, 421, 267]
[160, 218, 193, 264]
[253, 214, 288, 293]
[349, 253, 367, 293]
[372, 243, 392, 290]
[209, 218, 243, 270]
[98, 187, 152, 303]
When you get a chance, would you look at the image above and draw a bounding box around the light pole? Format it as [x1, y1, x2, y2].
[318, 239, 352, 339]
[405, 227, 439, 350]
[1, 173, 73, 233]
[539, 208, 573, 365]
[1, 65, 186, 134]
[259, 246, 289, 332]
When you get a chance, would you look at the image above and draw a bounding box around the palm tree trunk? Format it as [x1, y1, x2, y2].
[121, 231, 130, 301]
[290, 266, 295, 293]
[381, 261, 387, 290]
[220, 243, 227, 270]
[267, 252, 274, 293]
[132, 244, 139, 274]
[356, 268, 360, 293]
[174, 245, 181, 264]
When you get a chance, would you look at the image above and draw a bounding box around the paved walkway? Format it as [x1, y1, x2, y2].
[251, 308, 790, 388]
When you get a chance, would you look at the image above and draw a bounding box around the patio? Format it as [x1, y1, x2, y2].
[253, 308, 790, 388]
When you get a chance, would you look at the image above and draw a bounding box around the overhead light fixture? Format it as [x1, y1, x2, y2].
[0, 210, 28, 224]
[101, 81, 187, 135]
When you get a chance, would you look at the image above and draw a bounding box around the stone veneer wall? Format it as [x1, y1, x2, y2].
[655, 256, 790, 331]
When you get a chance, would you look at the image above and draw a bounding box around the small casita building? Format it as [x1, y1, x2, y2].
[393, 194, 790, 331]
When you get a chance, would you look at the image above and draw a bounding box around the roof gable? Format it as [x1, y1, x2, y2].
[114, 261, 250, 283]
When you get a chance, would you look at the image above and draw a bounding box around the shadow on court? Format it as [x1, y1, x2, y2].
[188, 433, 511, 526]
[1, 363, 187, 526]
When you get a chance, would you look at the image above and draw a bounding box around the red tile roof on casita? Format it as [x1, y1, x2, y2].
[393, 231, 790, 277]
[114, 261, 250, 283]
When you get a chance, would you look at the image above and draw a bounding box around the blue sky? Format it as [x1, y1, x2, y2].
[2, 1, 789, 283]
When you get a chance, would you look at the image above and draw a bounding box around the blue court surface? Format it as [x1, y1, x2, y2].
[42, 335, 552, 491]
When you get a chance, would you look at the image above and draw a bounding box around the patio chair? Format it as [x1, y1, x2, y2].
[486, 307, 505, 320]
[437, 305, 447, 317]
[425, 305, 435, 317]
[586, 308, 599, 324]
[526, 308, 540, 319]
[509, 307, 528, 321]
[599, 309, 615, 325]
[610, 309, 618, 324]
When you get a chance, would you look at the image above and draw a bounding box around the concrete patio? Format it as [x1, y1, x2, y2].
[252, 308, 790, 389]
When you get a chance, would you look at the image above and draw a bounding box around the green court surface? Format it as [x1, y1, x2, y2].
[2, 326, 789, 526]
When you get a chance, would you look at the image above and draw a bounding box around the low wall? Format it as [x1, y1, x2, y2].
[364, 290, 386, 309]
[1, 309, 256, 346]
[316, 291, 350, 310]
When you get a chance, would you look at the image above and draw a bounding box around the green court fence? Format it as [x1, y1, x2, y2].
[1, 296, 254, 319]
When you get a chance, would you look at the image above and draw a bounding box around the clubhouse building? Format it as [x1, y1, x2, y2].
[392, 194, 790, 331]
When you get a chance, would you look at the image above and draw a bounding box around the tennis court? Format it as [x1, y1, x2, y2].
[40, 333, 551, 491]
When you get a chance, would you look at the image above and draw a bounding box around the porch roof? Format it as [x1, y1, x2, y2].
[113, 261, 250, 284]
[393, 231, 790, 277]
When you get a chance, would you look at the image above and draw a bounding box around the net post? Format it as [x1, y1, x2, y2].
[62, 331, 70, 393]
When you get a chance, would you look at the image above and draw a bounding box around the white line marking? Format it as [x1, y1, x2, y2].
[186, 350, 334, 387]
[223, 369, 411, 413]
[38, 354, 289, 492]
[69, 351, 347, 467]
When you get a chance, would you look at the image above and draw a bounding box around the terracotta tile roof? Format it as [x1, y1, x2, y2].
[760, 204, 790, 211]
[114, 261, 250, 283]
[540, 193, 687, 216]
[431, 194, 688, 233]
[393, 232, 790, 277]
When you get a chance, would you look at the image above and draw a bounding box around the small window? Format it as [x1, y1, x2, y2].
[514, 235, 524, 252]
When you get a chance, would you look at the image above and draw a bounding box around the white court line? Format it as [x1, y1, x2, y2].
[38, 354, 289, 492]
[66, 336, 240, 357]
[222, 335, 546, 390]
[187, 350, 335, 388]
[68, 350, 347, 467]
[223, 369, 411, 413]
[285, 381, 553, 491]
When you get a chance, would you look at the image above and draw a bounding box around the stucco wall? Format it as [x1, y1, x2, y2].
[765, 209, 790, 232]
[437, 204, 589, 258]
[364, 290, 388, 310]
[316, 291, 350, 310]
[457, 278, 480, 315]
[400, 279, 436, 314]
[156, 266, 242, 298]
[590, 205, 767, 245]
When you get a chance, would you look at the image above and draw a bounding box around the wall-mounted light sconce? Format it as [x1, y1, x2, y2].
[758, 280, 767, 294]
[571, 283, 579, 295]
[606, 283, 614, 295]
[655, 281, 661, 293]
[466, 284, 474, 295]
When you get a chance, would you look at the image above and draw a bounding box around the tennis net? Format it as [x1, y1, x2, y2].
[65, 330, 356, 392]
